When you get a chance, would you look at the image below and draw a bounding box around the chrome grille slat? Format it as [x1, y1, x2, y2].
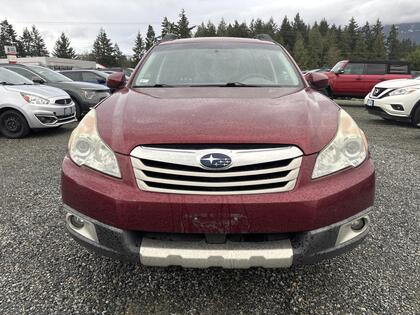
[135, 168, 299, 188]
[130, 146, 303, 195]
[131, 156, 302, 178]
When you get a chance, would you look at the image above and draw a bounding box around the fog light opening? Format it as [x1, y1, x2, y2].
[69, 215, 85, 229]
[350, 218, 366, 231]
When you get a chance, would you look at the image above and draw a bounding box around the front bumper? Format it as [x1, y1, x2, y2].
[26, 103, 77, 128]
[365, 105, 411, 123]
[364, 93, 415, 122]
[64, 205, 371, 268]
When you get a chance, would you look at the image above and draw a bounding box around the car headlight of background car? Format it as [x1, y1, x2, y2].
[68, 109, 121, 178]
[389, 87, 419, 96]
[21, 93, 50, 105]
[312, 109, 368, 179]
[81, 89, 98, 100]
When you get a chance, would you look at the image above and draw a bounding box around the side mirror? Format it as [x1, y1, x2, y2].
[106, 72, 126, 90]
[335, 69, 345, 75]
[304, 72, 329, 90]
[97, 79, 106, 84]
[32, 76, 45, 84]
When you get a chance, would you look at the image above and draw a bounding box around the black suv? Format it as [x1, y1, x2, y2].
[0, 64, 110, 119]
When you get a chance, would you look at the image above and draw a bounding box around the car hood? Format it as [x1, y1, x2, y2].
[375, 78, 420, 89]
[47, 81, 109, 91]
[4, 84, 69, 98]
[96, 87, 340, 155]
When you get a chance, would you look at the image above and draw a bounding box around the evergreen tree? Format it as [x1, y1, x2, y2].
[30, 25, 49, 56]
[319, 19, 329, 36]
[342, 17, 359, 57]
[216, 18, 228, 37]
[161, 17, 177, 37]
[92, 28, 115, 66]
[145, 25, 156, 50]
[132, 31, 145, 64]
[0, 20, 19, 58]
[52, 32, 76, 59]
[195, 22, 208, 37]
[112, 43, 128, 67]
[292, 13, 308, 43]
[370, 19, 387, 59]
[386, 25, 401, 59]
[206, 21, 217, 37]
[280, 16, 294, 50]
[307, 26, 323, 68]
[407, 48, 420, 70]
[177, 9, 192, 38]
[292, 32, 309, 69]
[17, 27, 32, 57]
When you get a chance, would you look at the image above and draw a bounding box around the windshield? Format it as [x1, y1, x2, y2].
[28, 65, 73, 83]
[133, 43, 302, 87]
[331, 61, 346, 73]
[0, 68, 33, 85]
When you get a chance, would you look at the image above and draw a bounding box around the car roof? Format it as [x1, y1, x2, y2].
[158, 37, 277, 46]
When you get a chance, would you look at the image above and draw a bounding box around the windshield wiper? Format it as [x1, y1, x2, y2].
[224, 82, 259, 87]
[0, 81, 14, 85]
[133, 84, 175, 88]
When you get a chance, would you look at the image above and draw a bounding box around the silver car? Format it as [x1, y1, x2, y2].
[0, 68, 76, 138]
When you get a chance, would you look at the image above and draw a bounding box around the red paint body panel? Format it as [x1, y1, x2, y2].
[96, 87, 339, 155]
[61, 153, 375, 234]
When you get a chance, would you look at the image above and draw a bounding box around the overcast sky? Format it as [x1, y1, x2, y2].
[1, 0, 420, 54]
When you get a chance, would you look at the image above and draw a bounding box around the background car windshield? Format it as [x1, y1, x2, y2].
[28, 65, 72, 83]
[331, 61, 346, 72]
[133, 43, 302, 87]
[0, 68, 33, 85]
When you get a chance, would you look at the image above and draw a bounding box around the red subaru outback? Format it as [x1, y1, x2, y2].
[61, 37, 375, 268]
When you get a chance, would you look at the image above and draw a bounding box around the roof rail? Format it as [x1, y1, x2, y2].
[159, 33, 178, 43]
[255, 34, 274, 42]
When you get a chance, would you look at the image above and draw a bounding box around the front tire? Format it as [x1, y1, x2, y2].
[412, 105, 420, 128]
[0, 110, 30, 138]
[72, 98, 82, 121]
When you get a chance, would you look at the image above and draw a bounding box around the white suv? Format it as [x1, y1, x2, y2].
[364, 77, 420, 127]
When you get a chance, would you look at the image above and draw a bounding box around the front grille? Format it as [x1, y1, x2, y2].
[371, 87, 387, 98]
[130, 146, 303, 195]
[55, 98, 72, 105]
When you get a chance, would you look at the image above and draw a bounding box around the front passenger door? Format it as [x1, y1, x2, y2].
[333, 63, 366, 97]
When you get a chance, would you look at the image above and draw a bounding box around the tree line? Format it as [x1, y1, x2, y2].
[1, 9, 420, 69]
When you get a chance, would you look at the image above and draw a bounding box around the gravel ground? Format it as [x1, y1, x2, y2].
[0, 104, 419, 315]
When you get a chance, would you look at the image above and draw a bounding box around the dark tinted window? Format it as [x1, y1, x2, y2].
[6, 67, 37, 80]
[343, 63, 365, 75]
[62, 71, 82, 81]
[389, 64, 409, 74]
[82, 72, 103, 83]
[366, 64, 386, 75]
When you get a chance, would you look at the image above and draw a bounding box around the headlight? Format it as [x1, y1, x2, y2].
[68, 109, 121, 178]
[82, 90, 97, 100]
[389, 87, 419, 96]
[21, 93, 50, 104]
[312, 110, 368, 179]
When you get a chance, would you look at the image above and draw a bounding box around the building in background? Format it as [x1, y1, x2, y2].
[0, 57, 96, 70]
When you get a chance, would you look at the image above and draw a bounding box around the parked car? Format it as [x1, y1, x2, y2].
[364, 77, 420, 127]
[326, 60, 412, 98]
[61, 36, 375, 268]
[0, 67, 76, 138]
[59, 69, 108, 85]
[0, 64, 110, 120]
